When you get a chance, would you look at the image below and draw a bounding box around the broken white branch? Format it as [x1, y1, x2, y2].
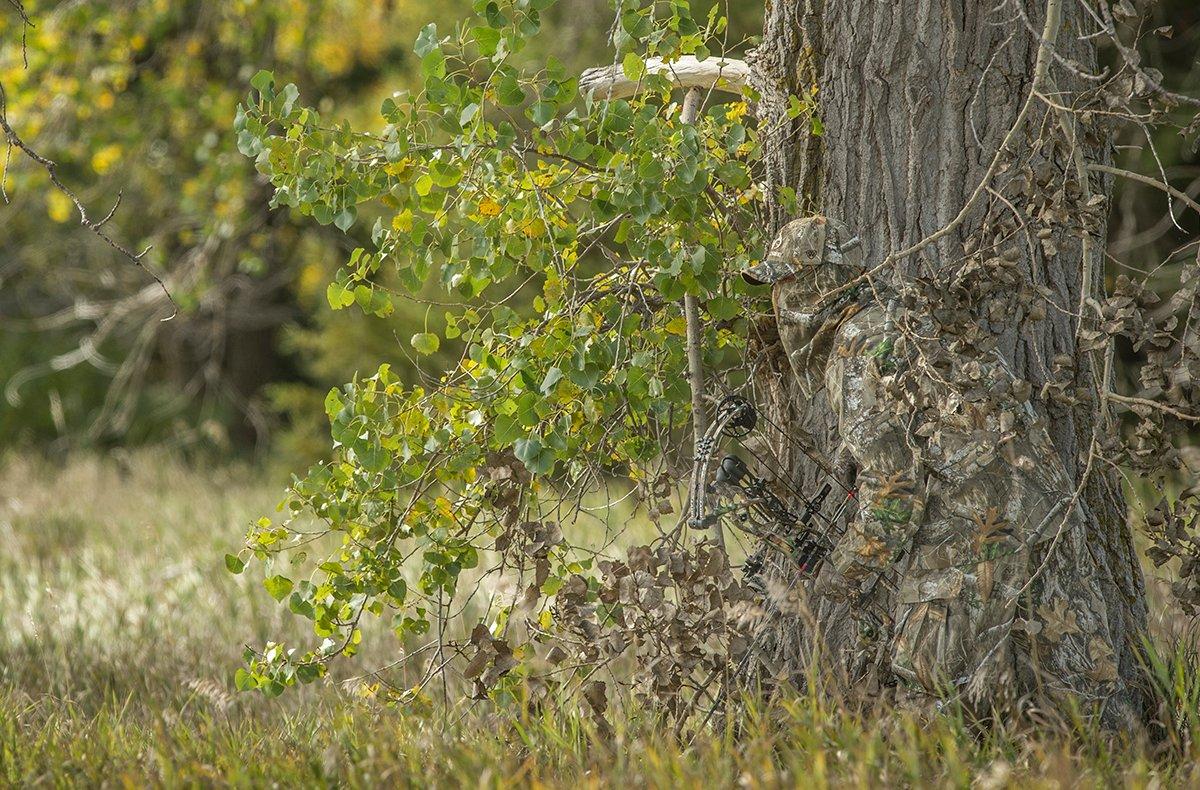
[580, 56, 750, 101]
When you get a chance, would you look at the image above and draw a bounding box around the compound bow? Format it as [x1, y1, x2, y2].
[687, 394, 858, 592]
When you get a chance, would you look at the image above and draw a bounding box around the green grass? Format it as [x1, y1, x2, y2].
[2, 451, 1200, 787]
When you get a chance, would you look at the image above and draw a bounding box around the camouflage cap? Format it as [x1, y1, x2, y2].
[742, 216, 862, 285]
[741, 257, 799, 285]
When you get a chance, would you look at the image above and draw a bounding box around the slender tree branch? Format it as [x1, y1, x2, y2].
[1108, 393, 1200, 423]
[0, 73, 176, 318]
[1087, 163, 1200, 217]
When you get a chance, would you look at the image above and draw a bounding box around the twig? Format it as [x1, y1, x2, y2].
[0, 78, 176, 318]
[1107, 393, 1200, 423]
[1087, 164, 1200, 217]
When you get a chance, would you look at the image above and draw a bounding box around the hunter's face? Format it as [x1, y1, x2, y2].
[747, 216, 863, 396]
[745, 217, 861, 298]
[763, 217, 862, 320]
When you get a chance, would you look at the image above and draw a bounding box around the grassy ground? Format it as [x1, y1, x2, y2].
[1, 451, 1199, 787]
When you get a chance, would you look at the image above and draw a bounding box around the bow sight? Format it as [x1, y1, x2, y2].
[689, 395, 853, 588]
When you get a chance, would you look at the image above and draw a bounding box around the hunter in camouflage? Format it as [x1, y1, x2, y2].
[746, 216, 1133, 725]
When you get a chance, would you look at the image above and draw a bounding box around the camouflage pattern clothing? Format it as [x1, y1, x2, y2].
[750, 217, 1131, 723]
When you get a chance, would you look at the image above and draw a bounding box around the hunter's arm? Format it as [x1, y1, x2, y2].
[824, 309, 925, 588]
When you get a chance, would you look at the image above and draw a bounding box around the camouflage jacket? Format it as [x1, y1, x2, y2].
[790, 300, 1129, 719]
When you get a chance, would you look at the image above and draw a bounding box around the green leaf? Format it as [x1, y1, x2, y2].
[430, 161, 462, 188]
[234, 668, 255, 691]
[528, 101, 556, 127]
[250, 69, 275, 93]
[707, 295, 740, 321]
[493, 413, 523, 445]
[411, 333, 440, 355]
[421, 49, 446, 79]
[513, 436, 540, 463]
[288, 592, 314, 618]
[484, 3, 508, 28]
[414, 23, 439, 57]
[323, 388, 342, 418]
[279, 83, 300, 115]
[621, 51, 646, 82]
[225, 553, 245, 574]
[540, 367, 563, 394]
[497, 75, 525, 106]
[326, 282, 355, 309]
[235, 129, 260, 157]
[471, 26, 501, 56]
[356, 443, 388, 473]
[334, 206, 356, 232]
[514, 437, 554, 475]
[264, 575, 294, 602]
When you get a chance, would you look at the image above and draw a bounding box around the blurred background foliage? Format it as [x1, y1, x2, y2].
[0, 0, 761, 464]
[0, 0, 1196, 465]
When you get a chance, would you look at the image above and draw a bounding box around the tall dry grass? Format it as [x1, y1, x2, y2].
[1, 451, 1199, 787]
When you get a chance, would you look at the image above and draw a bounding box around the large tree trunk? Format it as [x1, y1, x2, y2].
[749, 0, 1147, 720]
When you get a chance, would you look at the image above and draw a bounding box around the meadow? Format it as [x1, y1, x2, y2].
[0, 452, 1197, 787]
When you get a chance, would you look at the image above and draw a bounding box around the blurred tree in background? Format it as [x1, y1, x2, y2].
[0, 0, 475, 454]
[0, 0, 761, 460]
[0, 1, 439, 449]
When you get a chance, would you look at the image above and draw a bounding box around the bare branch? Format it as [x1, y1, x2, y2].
[0, 44, 176, 318]
[1108, 393, 1200, 423]
[580, 56, 750, 101]
[1088, 163, 1200, 218]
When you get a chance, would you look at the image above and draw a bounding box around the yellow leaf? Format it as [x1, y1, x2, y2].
[478, 197, 501, 217]
[384, 158, 413, 179]
[665, 316, 687, 336]
[518, 216, 546, 238]
[391, 209, 414, 232]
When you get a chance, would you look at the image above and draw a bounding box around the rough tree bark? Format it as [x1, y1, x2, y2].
[749, 0, 1148, 720]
